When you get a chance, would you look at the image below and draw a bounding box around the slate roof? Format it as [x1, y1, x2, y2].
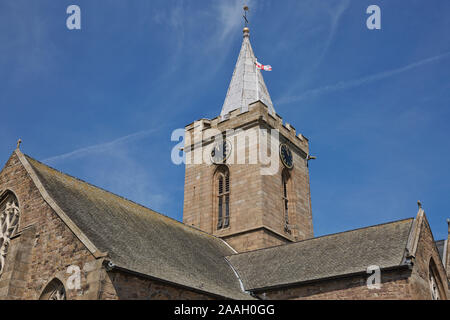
[220, 27, 275, 117]
[15, 152, 424, 298]
[227, 219, 414, 291]
[24, 155, 251, 300]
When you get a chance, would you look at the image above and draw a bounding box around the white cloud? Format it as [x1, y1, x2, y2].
[216, 0, 252, 43]
[277, 51, 450, 105]
[42, 129, 158, 164]
[41, 127, 170, 212]
[315, 0, 351, 67]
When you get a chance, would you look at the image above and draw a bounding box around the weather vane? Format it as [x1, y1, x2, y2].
[243, 5, 249, 27]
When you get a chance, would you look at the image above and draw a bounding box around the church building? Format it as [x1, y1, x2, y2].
[0, 20, 448, 300]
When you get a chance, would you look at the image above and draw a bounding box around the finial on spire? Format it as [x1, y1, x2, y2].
[243, 5, 249, 26]
[243, 5, 250, 36]
[417, 200, 422, 210]
[16, 139, 22, 150]
[221, 5, 275, 117]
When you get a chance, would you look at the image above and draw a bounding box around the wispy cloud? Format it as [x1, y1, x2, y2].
[314, 0, 351, 68]
[277, 51, 450, 105]
[150, 0, 187, 77]
[216, 0, 253, 43]
[142, 0, 254, 110]
[42, 129, 158, 165]
[277, 0, 350, 100]
[41, 126, 171, 211]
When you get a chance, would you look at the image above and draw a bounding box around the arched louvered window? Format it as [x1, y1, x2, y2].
[282, 169, 291, 233]
[216, 166, 230, 230]
[429, 259, 443, 300]
[0, 191, 20, 277]
[39, 278, 66, 300]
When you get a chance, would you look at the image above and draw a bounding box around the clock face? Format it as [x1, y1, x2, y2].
[280, 144, 294, 169]
[211, 139, 232, 164]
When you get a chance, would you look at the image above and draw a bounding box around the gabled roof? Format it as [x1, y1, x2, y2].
[220, 27, 275, 117]
[227, 219, 414, 291]
[11, 150, 432, 297]
[17, 151, 251, 300]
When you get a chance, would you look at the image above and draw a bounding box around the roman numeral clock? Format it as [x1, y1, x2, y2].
[280, 143, 294, 169]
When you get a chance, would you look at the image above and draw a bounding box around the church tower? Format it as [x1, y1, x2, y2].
[183, 15, 314, 253]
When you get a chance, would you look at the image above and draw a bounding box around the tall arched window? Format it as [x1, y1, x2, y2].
[39, 278, 66, 300]
[215, 166, 230, 230]
[0, 191, 20, 277]
[429, 259, 443, 300]
[282, 169, 291, 233]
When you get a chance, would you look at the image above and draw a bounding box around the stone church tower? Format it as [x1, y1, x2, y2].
[183, 26, 314, 253]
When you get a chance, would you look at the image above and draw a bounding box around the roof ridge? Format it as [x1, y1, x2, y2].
[228, 217, 415, 256]
[24, 154, 226, 244]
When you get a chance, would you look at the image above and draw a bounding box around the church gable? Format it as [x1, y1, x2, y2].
[406, 210, 449, 299]
[0, 150, 101, 300]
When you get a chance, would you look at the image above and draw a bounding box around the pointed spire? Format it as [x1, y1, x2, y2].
[220, 7, 275, 118]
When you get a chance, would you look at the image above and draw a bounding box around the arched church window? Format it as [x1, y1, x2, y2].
[282, 169, 291, 233]
[0, 191, 20, 276]
[39, 278, 66, 300]
[215, 165, 230, 230]
[428, 259, 442, 300]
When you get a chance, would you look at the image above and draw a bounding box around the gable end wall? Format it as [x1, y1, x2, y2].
[0, 152, 102, 299]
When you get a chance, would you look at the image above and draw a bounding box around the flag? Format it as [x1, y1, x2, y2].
[255, 60, 272, 71]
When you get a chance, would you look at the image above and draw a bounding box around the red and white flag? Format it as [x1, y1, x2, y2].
[255, 60, 272, 71]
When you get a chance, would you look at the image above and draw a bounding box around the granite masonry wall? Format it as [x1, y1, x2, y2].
[183, 102, 314, 253]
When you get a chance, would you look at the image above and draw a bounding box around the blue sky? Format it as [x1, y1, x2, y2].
[1, 0, 449, 240]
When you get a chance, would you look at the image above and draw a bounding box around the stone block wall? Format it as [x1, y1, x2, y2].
[258, 269, 414, 300]
[0, 152, 101, 299]
[407, 214, 449, 299]
[100, 270, 216, 300]
[183, 102, 314, 252]
[446, 225, 450, 286]
[222, 228, 289, 253]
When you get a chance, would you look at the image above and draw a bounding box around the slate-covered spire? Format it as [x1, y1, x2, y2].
[220, 26, 275, 117]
